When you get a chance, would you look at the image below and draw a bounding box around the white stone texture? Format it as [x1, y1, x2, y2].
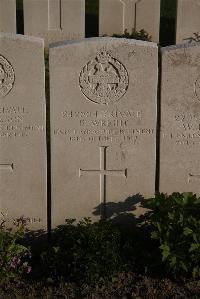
[0, 0, 16, 34]
[99, 0, 160, 43]
[0, 33, 46, 230]
[176, 0, 200, 44]
[50, 37, 158, 227]
[160, 43, 200, 195]
[24, 0, 85, 47]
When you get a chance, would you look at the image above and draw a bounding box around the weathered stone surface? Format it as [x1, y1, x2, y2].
[50, 37, 158, 227]
[160, 43, 200, 195]
[0, 0, 16, 34]
[0, 34, 46, 230]
[99, 0, 160, 43]
[135, 0, 160, 43]
[99, 0, 129, 37]
[24, 0, 85, 47]
[176, 0, 200, 44]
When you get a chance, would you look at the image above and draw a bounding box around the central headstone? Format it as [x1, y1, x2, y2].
[50, 38, 158, 227]
[23, 0, 85, 47]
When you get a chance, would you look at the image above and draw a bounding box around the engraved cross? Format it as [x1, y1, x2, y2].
[122, 0, 136, 33]
[188, 172, 200, 183]
[90, 66, 119, 97]
[0, 163, 14, 171]
[79, 146, 127, 218]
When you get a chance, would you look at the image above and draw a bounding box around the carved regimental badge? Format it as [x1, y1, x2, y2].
[79, 50, 129, 105]
[0, 55, 15, 98]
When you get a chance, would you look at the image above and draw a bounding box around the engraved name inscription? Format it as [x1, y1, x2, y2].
[0, 106, 45, 139]
[0, 214, 42, 224]
[163, 112, 200, 146]
[62, 109, 142, 119]
[54, 108, 154, 145]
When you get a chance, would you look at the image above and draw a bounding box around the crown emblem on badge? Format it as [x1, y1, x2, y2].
[96, 50, 112, 64]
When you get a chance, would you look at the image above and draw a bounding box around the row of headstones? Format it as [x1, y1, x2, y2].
[1, 0, 160, 44]
[1, 33, 200, 231]
[1, 0, 200, 46]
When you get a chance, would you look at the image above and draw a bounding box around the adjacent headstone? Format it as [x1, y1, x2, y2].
[0, 33, 46, 230]
[23, 0, 85, 47]
[160, 43, 200, 195]
[50, 37, 158, 227]
[0, 0, 16, 34]
[99, 0, 160, 43]
[176, 0, 200, 44]
[135, 0, 160, 43]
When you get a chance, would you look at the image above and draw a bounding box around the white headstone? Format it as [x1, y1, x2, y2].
[0, 34, 46, 230]
[0, 0, 16, 34]
[24, 0, 85, 47]
[176, 0, 200, 44]
[99, 0, 160, 43]
[50, 37, 158, 227]
[160, 43, 200, 195]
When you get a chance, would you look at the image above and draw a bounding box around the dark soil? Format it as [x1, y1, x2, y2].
[1, 273, 200, 299]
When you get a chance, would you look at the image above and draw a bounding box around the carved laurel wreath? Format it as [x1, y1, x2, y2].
[0, 55, 15, 99]
[79, 50, 129, 105]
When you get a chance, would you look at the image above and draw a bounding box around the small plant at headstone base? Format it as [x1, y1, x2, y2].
[0, 215, 32, 283]
[111, 29, 152, 42]
[148, 192, 200, 279]
[41, 218, 135, 284]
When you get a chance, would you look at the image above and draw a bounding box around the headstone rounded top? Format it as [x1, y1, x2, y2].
[49, 37, 158, 49]
[161, 42, 200, 53]
[0, 33, 44, 45]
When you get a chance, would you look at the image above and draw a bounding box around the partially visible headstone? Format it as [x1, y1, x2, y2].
[135, 0, 160, 43]
[50, 37, 158, 227]
[99, 0, 160, 43]
[0, 33, 46, 230]
[99, 0, 129, 37]
[160, 43, 200, 195]
[0, 0, 16, 34]
[23, 0, 85, 47]
[176, 0, 200, 44]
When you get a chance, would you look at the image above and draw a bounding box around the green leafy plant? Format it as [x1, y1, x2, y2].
[112, 29, 152, 42]
[0, 215, 32, 282]
[148, 193, 200, 279]
[41, 218, 135, 283]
